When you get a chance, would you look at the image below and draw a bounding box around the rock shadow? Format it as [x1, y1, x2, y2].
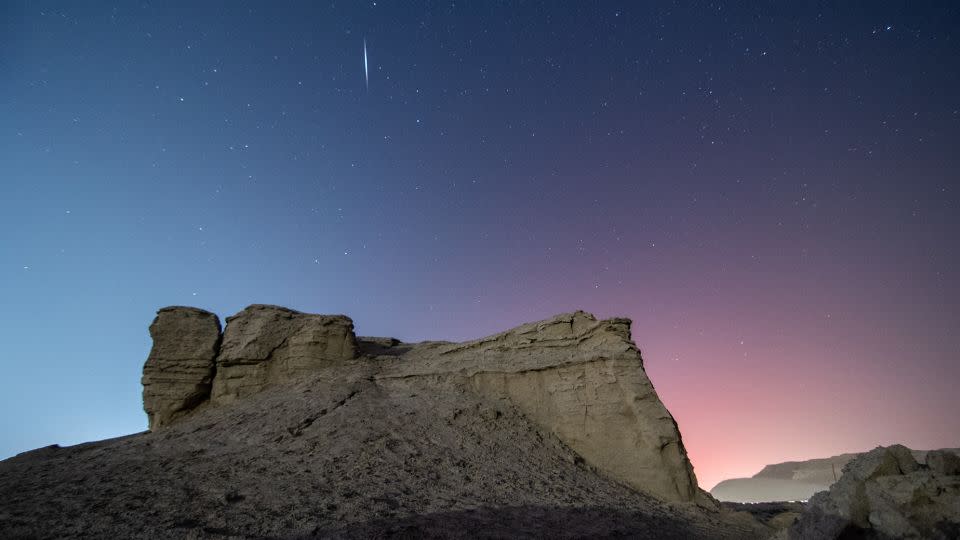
[306, 504, 714, 539]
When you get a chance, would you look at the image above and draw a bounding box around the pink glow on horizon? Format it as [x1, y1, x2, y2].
[373, 260, 960, 494]
[640, 320, 960, 491]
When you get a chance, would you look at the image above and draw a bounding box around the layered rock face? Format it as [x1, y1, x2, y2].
[141, 306, 221, 429]
[786, 445, 960, 539]
[141, 305, 703, 504]
[211, 305, 358, 404]
[380, 311, 703, 504]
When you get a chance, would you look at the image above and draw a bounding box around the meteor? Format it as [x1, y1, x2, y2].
[363, 38, 369, 90]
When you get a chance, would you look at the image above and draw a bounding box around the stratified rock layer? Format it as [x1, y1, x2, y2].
[141, 306, 221, 429]
[211, 304, 358, 404]
[786, 445, 960, 539]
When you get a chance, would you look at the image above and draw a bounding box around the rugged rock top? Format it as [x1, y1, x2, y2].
[212, 305, 358, 405]
[141, 305, 705, 505]
[141, 306, 221, 429]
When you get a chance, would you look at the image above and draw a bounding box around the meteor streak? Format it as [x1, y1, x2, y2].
[363, 38, 369, 90]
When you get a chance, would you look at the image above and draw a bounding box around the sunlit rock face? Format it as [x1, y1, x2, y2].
[142, 305, 705, 504]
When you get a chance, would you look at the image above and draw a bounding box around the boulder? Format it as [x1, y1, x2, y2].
[141, 306, 221, 429]
[788, 445, 960, 539]
[840, 443, 920, 483]
[211, 304, 358, 404]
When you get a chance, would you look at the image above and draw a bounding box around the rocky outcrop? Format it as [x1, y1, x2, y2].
[141, 306, 704, 504]
[1, 305, 779, 539]
[141, 306, 221, 429]
[786, 445, 960, 539]
[211, 305, 358, 404]
[377, 311, 705, 504]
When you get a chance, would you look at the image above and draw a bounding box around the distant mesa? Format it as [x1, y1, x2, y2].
[712, 452, 859, 504]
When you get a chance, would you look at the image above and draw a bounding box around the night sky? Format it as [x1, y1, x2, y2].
[2, 1, 959, 490]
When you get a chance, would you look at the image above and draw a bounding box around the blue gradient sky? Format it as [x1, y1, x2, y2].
[2, 1, 959, 489]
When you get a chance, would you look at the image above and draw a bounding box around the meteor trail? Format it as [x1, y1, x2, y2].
[363, 38, 369, 90]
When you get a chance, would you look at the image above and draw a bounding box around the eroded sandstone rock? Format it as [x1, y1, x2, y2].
[141, 306, 221, 429]
[211, 304, 359, 404]
[377, 311, 705, 504]
[142, 306, 705, 504]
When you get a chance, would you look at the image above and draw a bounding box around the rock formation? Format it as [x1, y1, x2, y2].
[0, 305, 770, 539]
[785, 445, 960, 539]
[211, 305, 358, 405]
[141, 306, 221, 429]
[8, 305, 956, 539]
[139, 306, 703, 504]
[386, 311, 704, 504]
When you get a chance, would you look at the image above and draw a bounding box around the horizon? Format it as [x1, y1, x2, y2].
[2, 1, 959, 495]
